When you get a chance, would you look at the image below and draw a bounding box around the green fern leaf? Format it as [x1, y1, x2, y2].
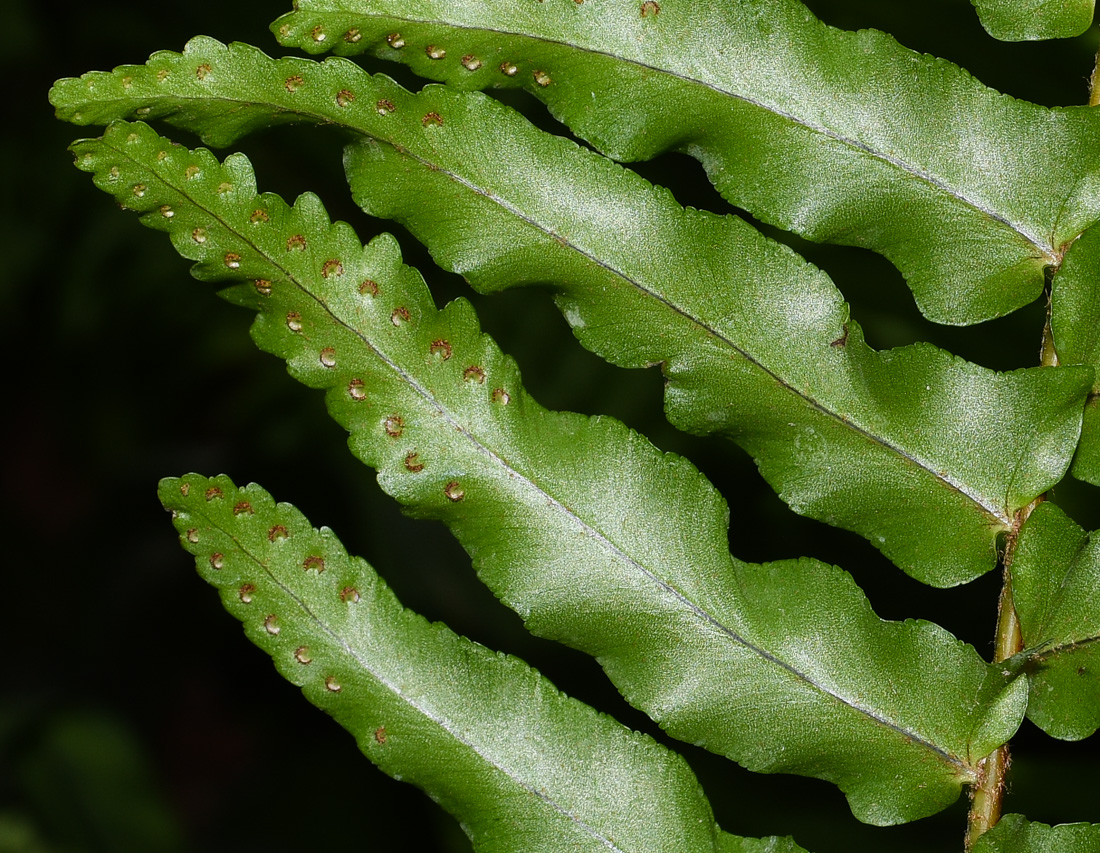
[160, 473, 742, 853]
[70, 120, 1027, 825]
[718, 837, 808, 853]
[1051, 222, 1100, 487]
[971, 814, 1100, 852]
[269, 0, 1100, 324]
[969, 0, 1095, 41]
[1012, 501, 1100, 740]
[48, 39, 1095, 587]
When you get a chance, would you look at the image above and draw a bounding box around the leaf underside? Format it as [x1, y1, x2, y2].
[1012, 502, 1100, 740]
[972, 814, 1100, 852]
[1051, 222, 1100, 487]
[68, 120, 1028, 825]
[160, 474, 734, 853]
[48, 39, 1095, 588]
[969, 0, 1095, 41]
[270, 0, 1100, 325]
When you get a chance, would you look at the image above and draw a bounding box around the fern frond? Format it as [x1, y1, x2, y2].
[48, 39, 1095, 587]
[270, 0, 1100, 324]
[71, 120, 1027, 825]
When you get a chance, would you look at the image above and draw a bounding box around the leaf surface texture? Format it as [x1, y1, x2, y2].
[969, 0, 1095, 41]
[70, 120, 1028, 824]
[1012, 502, 1100, 739]
[972, 815, 1100, 852]
[1051, 222, 1100, 486]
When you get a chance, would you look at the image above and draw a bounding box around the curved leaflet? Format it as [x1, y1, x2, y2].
[71, 120, 1026, 824]
[1012, 502, 1100, 740]
[161, 473, 737, 853]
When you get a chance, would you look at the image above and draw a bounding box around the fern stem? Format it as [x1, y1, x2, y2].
[964, 716, 1011, 850]
[965, 519, 1029, 850]
[966, 279, 1057, 849]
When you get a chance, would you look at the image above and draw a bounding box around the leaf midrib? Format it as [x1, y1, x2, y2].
[378, 141, 1013, 529]
[310, 9, 1056, 260]
[1033, 532, 1099, 647]
[108, 131, 972, 774]
[1031, 633, 1100, 662]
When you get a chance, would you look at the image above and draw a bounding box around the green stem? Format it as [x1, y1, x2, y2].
[964, 507, 1030, 850]
[965, 279, 1058, 850]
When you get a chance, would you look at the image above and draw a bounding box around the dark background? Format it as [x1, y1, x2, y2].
[5, 1, 1100, 850]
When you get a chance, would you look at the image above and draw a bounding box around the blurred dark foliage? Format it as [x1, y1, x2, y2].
[3, 1, 1098, 850]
